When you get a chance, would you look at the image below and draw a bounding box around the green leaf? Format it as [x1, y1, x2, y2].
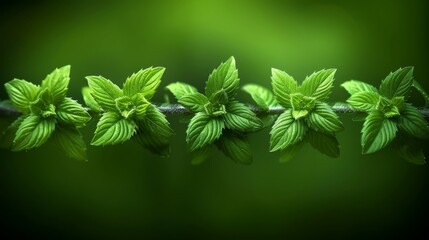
[209, 89, 228, 105]
[0, 116, 25, 149]
[133, 93, 151, 120]
[123, 67, 165, 100]
[165, 82, 198, 100]
[41, 65, 70, 104]
[271, 68, 297, 108]
[186, 112, 224, 150]
[81, 86, 102, 113]
[5, 79, 40, 114]
[398, 103, 429, 139]
[300, 69, 336, 100]
[52, 125, 87, 161]
[91, 112, 136, 146]
[242, 84, 277, 111]
[134, 104, 174, 157]
[216, 132, 252, 164]
[306, 130, 340, 158]
[205, 56, 239, 99]
[290, 93, 316, 119]
[341, 80, 377, 95]
[379, 66, 414, 98]
[13, 115, 56, 151]
[279, 140, 305, 163]
[224, 101, 263, 132]
[56, 97, 91, 127]
[270, 110, 307, 152]
[307, 102, 343, 134]
[178, 93, 209, 113]
[361, 111, 397, 154]
[346, 92, 380, 112]
[86, 75, 123, 112]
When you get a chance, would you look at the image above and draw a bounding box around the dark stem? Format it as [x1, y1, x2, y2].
[1, 103, 429, 117]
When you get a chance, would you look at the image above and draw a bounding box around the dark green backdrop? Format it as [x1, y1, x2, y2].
[1, 0, 428, 238]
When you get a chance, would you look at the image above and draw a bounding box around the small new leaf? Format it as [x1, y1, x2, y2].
[361, 111, 397, 154]
[300, 69, 336, 100]
[346, 92, 380, 111]
[13, 115, 56, 151]
[270, 110, 307, 152]
[341, 80, 377, 95]
[205, 56, 239, 99]
[379, 66, 413, 99]
[52, 125, 87, 161]
[178, 93, 209, 113]
[307, 102, 343, 134]
[123, 67, 165, 100]
[224, 101, 263, 132]
[5, 79, 40, 114]
[271, 68, 297, 108]
[86, 75, 123, 112]
[186, 112, 224, 150]
[91, 112, 136, 146]
[41, 65, 70, 104]
[242, 84, 277, 111]
[56, 97, 91, 127]
[166, 82, 198, 100]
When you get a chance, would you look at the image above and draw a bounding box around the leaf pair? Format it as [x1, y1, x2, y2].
[167, 57, 263, 164]
[85, 67, 174, 157]
[3, 66, 91, 160]
[342, 67, 429, 160]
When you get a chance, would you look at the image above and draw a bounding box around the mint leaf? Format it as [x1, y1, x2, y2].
[56, 97, 91, 127]
[13, 115, 56, 151]
[209, 89, 228, 105]
[134, 104, 174, 157]
[186, 112, 224, 150]
[178, 93, 209, 113]
[133, 93, 151, 120]
[205, 57, 239, 99]
[41, 65, 70, 104]
[5, 79, 40, 114]
[242, 84, 277, 111]
[270, 110, 307, 152]
[91, 112, 136, 146]
[224, 101, 263, 132]
[307, 102, 343, 134]
[86, 75, 123, 112]
[216, 132, 252, 164]
[81, 86, 102, 113]
[361, 111, 397, 154]
[0, 116, 25, 149]
[398, 103, 429, 139]
[341, 80, 378, 95]
[379, 66, 413, 99]
[300, 69, 336, 100]
[271, 68, 297, 108]
[346, 91, 380, 112]
[306, 130, 340, 158]
[52, 125, 87, 161]
[123, 67, 165, 100]
[279, 140, 305, 163]
[166, 82, 198, 100]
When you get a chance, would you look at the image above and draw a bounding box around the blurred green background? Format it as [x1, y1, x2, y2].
[1, 0, 429, 238]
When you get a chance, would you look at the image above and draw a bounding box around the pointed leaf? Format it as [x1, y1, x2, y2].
[56, 97, 91, 127]
[361, 111, 397, 154]
[398, 103, 429, 139]
[379, 66, 413, 98]
[91, 112, 136, 146]
[216, 132, 252, 164]
[242, 84, 277, 111]
[166, 82, 199, 100]
[209, 89, 228, 105]
[133, 93, 151, 120]
[81, 86, 102, 113]
[86, 75, 123, 112]
[205, 57, 239, 98]
[307, 102, 343, 134]
[271, 68, 297, 108]
[224, 101, 263, 132]
[52, 125, 87, 161]
[13, 115, 55, 151]
[186, 112, 224, 150]
[41, 65, 70, 104]
[178, 93, 209, 113]
[0, 116, 25, 149]
[123, 67, 165, 100]
[300, 69, 336, 100]
[270, 110, 307, 152]
[5, 79, 40, 114]
[341, 80, 377, 95]
[306, 130, 340, 158]
[346, 91, 380, 112]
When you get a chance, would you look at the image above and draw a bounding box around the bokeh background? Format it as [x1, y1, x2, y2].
[1, 0, 429, 238]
